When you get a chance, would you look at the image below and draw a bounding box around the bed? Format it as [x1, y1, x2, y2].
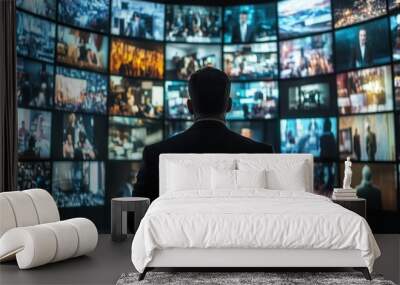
[131, 154, 380, 280]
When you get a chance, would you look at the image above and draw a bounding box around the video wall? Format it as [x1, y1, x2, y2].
[16, 0, 400, 232]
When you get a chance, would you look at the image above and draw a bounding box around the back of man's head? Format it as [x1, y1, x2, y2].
[188, 67, 231, 117]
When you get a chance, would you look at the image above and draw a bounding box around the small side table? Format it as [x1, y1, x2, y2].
[111, 197, 150, 242]
[332, 197, 366, 219]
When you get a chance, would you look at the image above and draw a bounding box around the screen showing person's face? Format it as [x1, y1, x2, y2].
[239, 13, 247, 24]
[359, 29, 367, 45]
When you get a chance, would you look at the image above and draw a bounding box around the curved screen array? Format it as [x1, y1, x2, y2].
[15, 0, 400, 230]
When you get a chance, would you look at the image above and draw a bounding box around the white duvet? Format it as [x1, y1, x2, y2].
[131, 190, 380, 273]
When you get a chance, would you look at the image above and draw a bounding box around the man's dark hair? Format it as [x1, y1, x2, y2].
[188, 67, 231, 116]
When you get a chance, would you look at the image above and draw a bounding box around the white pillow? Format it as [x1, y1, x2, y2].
[211, 168, 237, 190]
[237, 158, 308, 191]
[237, 169, 267, 189]
[211, 169, 267, 190]
[166, 159, 236, 192]
[266, 163, 307, 191]
[167, 162, 211, 191]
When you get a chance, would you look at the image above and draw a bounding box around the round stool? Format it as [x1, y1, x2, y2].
[111, 197, 150, 242]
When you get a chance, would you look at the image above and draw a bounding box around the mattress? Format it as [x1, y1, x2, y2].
[131, 190, 380, 273]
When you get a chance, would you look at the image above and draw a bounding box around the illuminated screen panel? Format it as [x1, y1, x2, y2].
[52, 161, 105, 208]
[17, 57, 54, 109]
[228, 81, 279, 120]
[224, 42, 278, 80]
[339, 113, 396, 161]
[17, 161, 52, 190]
[108, 117, 163, 160]
[16, 11, 56, 63]
[336, 65, 393, 115]
[280, 75, 336, 117]
[224, 3, 277, 43]
[334, 18, 391, 72]
[52, 112, 107, 160]
[166, 5, 222, 43]
[107, 161, 141, 198]
[341, 163, 398, 212]
[280, 117, 338, 159]
[333, 0, 387, 28]
[279, 32, 333, 79]
[165, 43, 222, 80]
[165, 81, 191, 120]
[394, 63, 400, 109]
[110, 38, 164, 79]
[109, 76, 164, 118]
[17, 108, 52, 160]
[314, 162, 338, 196]
[58, 0, 110, 32]
[56, 25, 109, 73]
[111, 0, 164, 40]
[16, 0, 56, 19]
[278, 0, 332, 39]
[55, 66, 108, 114]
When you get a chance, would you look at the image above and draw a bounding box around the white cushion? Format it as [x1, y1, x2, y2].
[211, 168, 236, 190]
[0, 219, 97, 269]
[167, 162, 211, 191]
[0, 189, 98, 269]
[237, 169, 267, 189]
[1, 191, 39, 227]
[238, 158, 309, 191]
[159, 154, 313, 194]
[24, 189, 60, 223]
[166, 159, 235, 193]
[0, 196, 17, 237]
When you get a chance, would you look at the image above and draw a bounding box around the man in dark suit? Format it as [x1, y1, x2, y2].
[231, 11, 255, 43]
[133, 67, 273, 201]
[351, 28, 373, 68]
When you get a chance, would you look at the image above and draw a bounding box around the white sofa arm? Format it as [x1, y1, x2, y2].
[0, 218, 98, 269]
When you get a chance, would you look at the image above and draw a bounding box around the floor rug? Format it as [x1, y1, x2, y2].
[116, 271, 396, 285]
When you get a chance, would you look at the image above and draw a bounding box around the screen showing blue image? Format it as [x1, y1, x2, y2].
[17, 57, 54, 109]
[165, 81, 191, 120]
[166, 5, 222, 43]
[16, 11, 56, 63]
[17, 108, 52, 160]
[228, 81, 279, 120]
[391, 14, 400, 61]
[111, 0, 164, 40]
[58, 0, 110, 32]
[16, 0, 56, 19]
[278, 0, 332, 39]
[224, 3, 277, 43]
[335, 18, 391, 72]
[52, 161, 105, 208]
[280, 117, 338, 159]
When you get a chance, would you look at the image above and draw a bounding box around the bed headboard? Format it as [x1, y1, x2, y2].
[159, 154, 314, 195]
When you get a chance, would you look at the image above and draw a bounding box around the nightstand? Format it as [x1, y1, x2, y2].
[111, 197, 150, 242]
[332, 197, 366, 219]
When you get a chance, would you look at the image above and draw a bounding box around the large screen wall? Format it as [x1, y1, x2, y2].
[16, 0, 400, 232]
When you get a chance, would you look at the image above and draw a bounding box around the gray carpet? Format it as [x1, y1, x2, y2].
[116, 272, 396, 285]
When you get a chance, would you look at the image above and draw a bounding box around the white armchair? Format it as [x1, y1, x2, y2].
[0, 189, 98, 269]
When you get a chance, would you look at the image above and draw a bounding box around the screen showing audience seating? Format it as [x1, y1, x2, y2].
[16, 0, 399, 232]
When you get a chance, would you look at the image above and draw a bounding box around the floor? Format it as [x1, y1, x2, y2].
[0, 235, 134, 285]
[1, 234, 399, 285]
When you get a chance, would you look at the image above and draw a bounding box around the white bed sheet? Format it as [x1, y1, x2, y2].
[131, 190, 380, 273]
